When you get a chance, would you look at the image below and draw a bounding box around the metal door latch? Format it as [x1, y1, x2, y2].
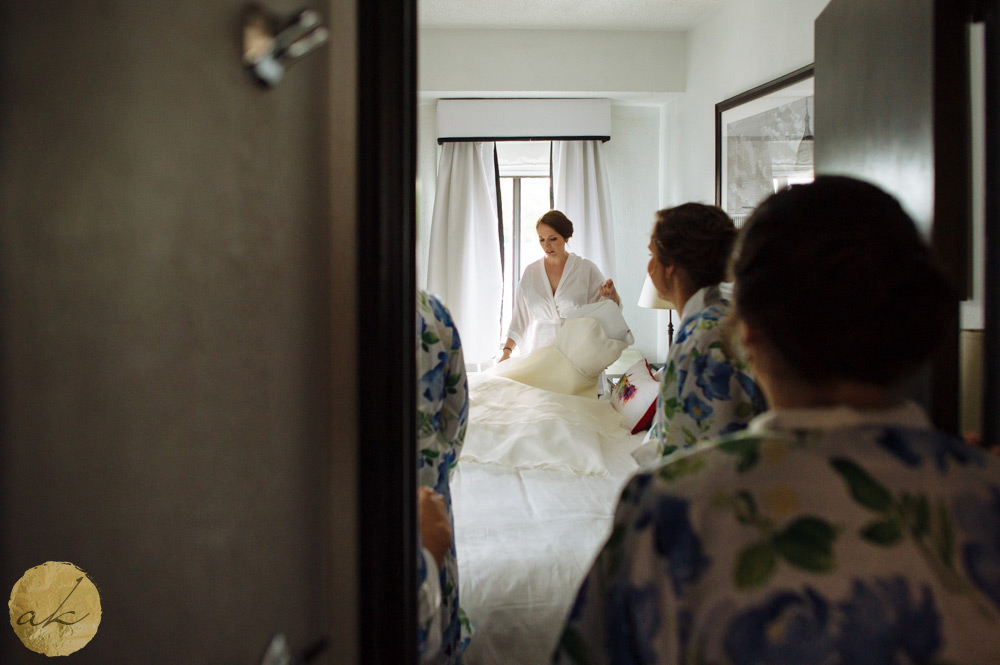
[242, 4, 329, 88]
[259, 633, 329, 665]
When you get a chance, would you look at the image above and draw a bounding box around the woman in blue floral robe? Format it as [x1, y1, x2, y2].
[417, 290, 471, 663]
[633, 204, 765, 467]
[554, 178, 1000, 664]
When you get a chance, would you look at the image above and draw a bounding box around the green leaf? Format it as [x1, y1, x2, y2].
[736, 402, 756, 418]
[830, 458, 893, 512]
[459, 608, 472, 632]
[936, 500, 955, 567]
[421, 449, 440, 460]
[734, 540, 777, 590]
[732, 490, 758, 525]
[421, 331, 441, 347]
[657, 455, 705, 482]
[861, 519, 904, 545]
[773, 517, 837, 573]
[709, 341, 723, 349]
[558, 627, 592, 665]
[718, 438, 762, 474]
[664, 362, 678, 384]
[446, 373, 461, 389]
[662, 397, 680, 419]
[682, 427, 697, 446]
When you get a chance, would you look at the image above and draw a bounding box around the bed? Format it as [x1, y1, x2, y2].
[451, 365, 647, 664]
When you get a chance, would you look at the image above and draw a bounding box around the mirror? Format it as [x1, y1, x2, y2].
[415, 3, 832, 664]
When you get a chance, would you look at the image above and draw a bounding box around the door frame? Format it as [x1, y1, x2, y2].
[357, 0, 418, 663]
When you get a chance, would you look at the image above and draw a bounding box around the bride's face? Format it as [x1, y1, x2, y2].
[537, 223, 568, 258]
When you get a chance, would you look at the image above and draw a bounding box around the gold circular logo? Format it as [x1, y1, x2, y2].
[8, 561, 101, 656]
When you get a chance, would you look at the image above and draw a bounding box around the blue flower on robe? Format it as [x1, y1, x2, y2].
[693, 353, 734, 401]
[700, 306, 724, 322]
[683, 393, 713, 426]
[719, 421, 748, 436]
[436, 450, 457, 497]
[634, 493, 710, 595]
[877, 428, 985, 473]
[429, 294, 452, 326]
[835, 577, 942, 665]
[675, 320, 695, 345]
[953, 484, 1000, 612]
[737, 372, 766, 412]
[604, 583, 662, 665]
[724, 578, 943, 665]
[724, 588, 836, 665]
[420, 352, 449, 403]
[440, 601, 464, 658]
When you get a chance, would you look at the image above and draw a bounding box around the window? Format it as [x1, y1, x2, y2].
[495, 142, 552, 345]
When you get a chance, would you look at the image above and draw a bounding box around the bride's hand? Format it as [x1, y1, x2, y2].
[600, 279, 620, 305]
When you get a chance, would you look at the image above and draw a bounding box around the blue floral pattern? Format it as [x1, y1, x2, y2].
[417, 290, 471, 663]
[644, 286, 764, 462]
[554, 409, 1000, 664]
[953, 484, 1000, 613]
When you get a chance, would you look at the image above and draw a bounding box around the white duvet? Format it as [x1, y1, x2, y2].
[453, 373, 642, 665]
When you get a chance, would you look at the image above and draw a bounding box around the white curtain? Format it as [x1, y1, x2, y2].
[427, 142, 503, 365]
[552, 141, 617, 277]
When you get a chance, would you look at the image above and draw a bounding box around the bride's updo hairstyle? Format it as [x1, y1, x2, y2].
[732, 176, 955, 386]
[652, 203, 737, 290]
[537, 210, 574, 240]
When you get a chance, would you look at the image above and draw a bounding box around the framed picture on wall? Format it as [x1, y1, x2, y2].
[715, 65, 815, 227]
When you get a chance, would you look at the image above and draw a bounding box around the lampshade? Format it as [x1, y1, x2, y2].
[637, 274, 675, 310]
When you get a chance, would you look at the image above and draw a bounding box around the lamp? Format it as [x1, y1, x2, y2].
[638, 274, 677, 343]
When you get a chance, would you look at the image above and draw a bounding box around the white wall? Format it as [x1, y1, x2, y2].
[664, 0, 831, 206]
[604, 105, 662, 361]
[419, 28, 686, 97]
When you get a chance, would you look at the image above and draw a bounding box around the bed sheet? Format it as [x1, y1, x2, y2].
[452, 385, 641, 665]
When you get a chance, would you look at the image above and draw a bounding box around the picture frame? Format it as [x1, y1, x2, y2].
[715, 65, 815, 227]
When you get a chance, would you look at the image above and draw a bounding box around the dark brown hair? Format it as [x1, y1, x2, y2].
[536, 210, 574, 240]
[733, 175, 955, 386]
[651, 203, 737, 289]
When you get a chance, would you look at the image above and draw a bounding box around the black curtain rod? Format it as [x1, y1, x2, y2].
[437, 135, 610, 144]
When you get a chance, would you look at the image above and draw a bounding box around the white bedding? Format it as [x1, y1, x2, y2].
[453, 374, 642, 665]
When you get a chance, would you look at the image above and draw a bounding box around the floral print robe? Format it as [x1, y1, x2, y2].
[417, 290, 471, 663]
[634, 285, 765, 467]
[554, 403, 1000, 665]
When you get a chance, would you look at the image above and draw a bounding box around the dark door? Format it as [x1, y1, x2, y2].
[814, 0, 971, 432]
[0, 2, 358, 662]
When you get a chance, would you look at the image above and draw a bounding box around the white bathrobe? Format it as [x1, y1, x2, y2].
[506, 253, 608, 353]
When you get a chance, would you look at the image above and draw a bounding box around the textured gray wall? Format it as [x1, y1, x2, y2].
[0, 2, 351, 662]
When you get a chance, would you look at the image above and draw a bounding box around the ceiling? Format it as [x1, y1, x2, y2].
[418, 0, 727, 31]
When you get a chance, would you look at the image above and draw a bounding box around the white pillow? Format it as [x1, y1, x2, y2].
[563, 300, 635, 346]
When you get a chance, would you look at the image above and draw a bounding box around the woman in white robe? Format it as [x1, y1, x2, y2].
[499, 210, 619, 361]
